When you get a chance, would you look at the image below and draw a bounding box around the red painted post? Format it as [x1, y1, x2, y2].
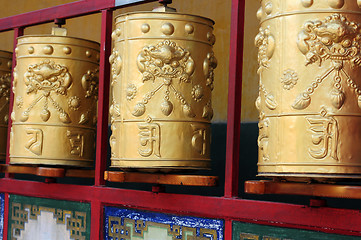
[94, 9, 113, 186]
[224, 0, 246, 198]
[5, 27, 24, 178]
[3, 193, 9, 240]
[225, 220, 233, 240]
[91, 200, 103, 240]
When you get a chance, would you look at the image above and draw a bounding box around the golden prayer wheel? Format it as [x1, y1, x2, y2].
[10, 28, 99, 167]
[109, 7, 217, 171]
[0, 51, 12, 161]
[256, 0, 361, 181]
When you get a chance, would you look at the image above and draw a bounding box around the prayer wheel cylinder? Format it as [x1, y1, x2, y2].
[256, 0, 361, 180]
[0, 51, 12, 161]
[10, 30, 99, 167]
[109, 9, 217, 171]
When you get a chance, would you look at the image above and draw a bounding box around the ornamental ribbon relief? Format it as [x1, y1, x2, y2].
[256, 1, 361, 180]
[109, 11, 216, 171]
[255, 26, 277, 111]
[10, 32, 99, 167]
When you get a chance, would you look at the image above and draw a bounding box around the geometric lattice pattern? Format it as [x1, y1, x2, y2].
[9, 195, 90, 240]
[104, 207, 224, 240]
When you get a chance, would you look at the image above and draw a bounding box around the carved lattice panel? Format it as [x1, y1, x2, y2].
[104, 206, 224, 240]
[8, 195, 90, 240]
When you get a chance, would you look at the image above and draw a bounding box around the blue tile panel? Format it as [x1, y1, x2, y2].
[0, 193, 4, 240]
[104, 206, 224, 240]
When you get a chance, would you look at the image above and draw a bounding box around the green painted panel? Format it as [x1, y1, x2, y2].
[8, 194, 90, 240]
[232, 222, 361, 240]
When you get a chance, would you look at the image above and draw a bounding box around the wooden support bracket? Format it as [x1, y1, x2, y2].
[0, 164, 94, 178]
[104, 171, 218, 187]
[245, 180, 361, 199]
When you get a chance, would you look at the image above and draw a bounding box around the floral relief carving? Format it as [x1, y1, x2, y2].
[281, 69, 298, 90]
[126, 83, 137, 101]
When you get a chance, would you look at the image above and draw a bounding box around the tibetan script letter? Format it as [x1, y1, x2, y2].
[138, 123, 161, 157]
[67, 131, 84, 157]
[191, 124, 207, 155]
[306, 116, 338, 160]
[25, 128, 43, 155]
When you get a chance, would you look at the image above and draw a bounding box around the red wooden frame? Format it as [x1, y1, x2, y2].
[1, 0, 361, 239]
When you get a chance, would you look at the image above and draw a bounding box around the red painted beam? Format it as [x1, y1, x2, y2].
[0, 0, 114, 32]
[224, 0, 246, 198]
[1, 178, 361, 236]
[0, 0, 160, 32]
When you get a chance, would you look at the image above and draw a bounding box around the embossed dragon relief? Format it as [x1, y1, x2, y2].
[294, 14, 361, 110]
[132, 40, 196, 118]
[20, 60, 72, 123]
[14, 60, 98, 125]
[120, 40, 216, 120]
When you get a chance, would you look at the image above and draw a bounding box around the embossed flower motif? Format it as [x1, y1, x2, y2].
[15, 96, 23, 109]
[68, 96, 81, 111]
[281, 69, 298, 90]
[192, 85, 204, 102]
[126, 83, 137, 101]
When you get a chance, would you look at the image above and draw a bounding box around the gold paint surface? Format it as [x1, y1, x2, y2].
[110, 11, 216, 171]
[0, 51, 12, 161]
[10, 33, 99, 167]
[256, 0, 361, 180]
[2, 0, 235, 122]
